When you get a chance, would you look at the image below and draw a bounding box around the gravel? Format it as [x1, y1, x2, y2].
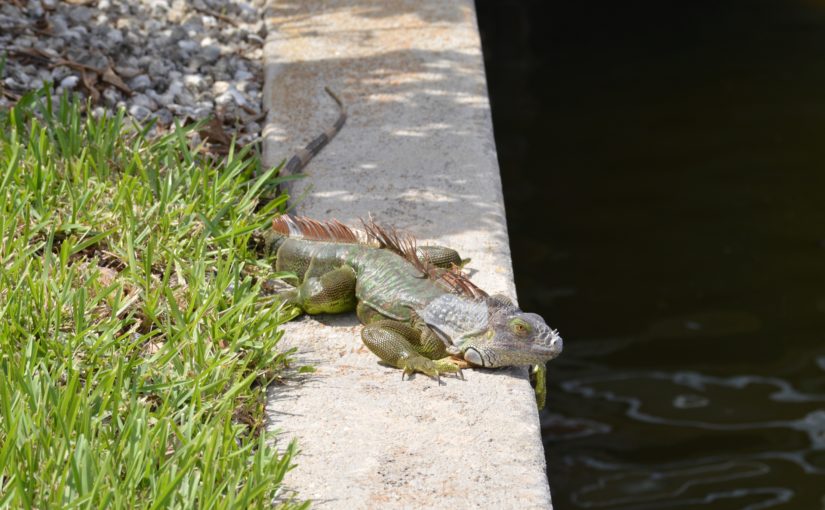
[0, 0, 267, 145]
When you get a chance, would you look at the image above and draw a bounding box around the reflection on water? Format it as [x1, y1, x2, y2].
[645, 311, 762, 340]
[476, 0, 825, 508]
[541, 359, 825, 508]
[563, 456, 803, 509]
[560, 370, 825, 432]
[574, 461, 788, 509]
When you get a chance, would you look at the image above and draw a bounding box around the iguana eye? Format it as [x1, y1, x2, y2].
[510, 318, 531, 336]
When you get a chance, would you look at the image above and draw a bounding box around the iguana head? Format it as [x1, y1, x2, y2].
[420, 294, 563, 368]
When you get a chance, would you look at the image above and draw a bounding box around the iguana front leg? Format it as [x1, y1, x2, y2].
[361, 319, 467, 379]
[531, 363, 547, 410]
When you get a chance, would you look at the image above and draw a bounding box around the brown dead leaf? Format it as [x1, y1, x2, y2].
[33, 17, 52, 33]
[143, 339, 164, 356]
[99, 250, 127, 272]
[243, 108, 268, 124]
[102, 66, 132, 95]
[3, 89, 22, 101]
[238, 102, 259, 116]
[58, 58, 103, 74]
[192, 5, 239, 26]
[10, 47, 54, 65]
[80, 70, 100, 101]
[95, 266, 119, 287]
[198, 117, 232, 147]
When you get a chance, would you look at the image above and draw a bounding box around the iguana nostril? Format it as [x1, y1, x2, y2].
[551, 334, 563, 353]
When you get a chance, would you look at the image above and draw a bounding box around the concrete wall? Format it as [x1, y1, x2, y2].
[263, 1, 552, 508]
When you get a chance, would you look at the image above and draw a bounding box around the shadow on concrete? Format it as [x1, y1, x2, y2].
[264, 44, 509, 251]
[262, 0, 535, 413]
[261, 5, 553, 506]
[266, 0, 467, 26]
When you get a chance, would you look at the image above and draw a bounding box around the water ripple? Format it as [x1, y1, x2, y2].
[560, 370, 825, 441]
[571, 459, 794, 509]
[552, 368, 825, 507]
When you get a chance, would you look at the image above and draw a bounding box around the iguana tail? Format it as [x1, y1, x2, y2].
[283, 87, 347, 175]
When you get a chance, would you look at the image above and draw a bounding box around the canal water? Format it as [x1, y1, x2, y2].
[476, 1, 825, 508]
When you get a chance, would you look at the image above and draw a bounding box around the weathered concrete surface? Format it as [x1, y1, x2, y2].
[263, 1, 553, 508]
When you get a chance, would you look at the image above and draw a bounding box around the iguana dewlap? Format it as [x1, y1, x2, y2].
[260, 215, 562, 408]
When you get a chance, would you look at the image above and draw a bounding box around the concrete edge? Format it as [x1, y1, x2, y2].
[262, 1, 552, 508]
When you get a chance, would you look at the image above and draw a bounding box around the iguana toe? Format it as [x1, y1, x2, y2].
[401, 356, 440, 379]
[433, 357, 466, 375]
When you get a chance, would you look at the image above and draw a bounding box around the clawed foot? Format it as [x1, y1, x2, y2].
[261, 278, 298, 296]
[400, 356, 465, 382]
[530, 364, 547, 410]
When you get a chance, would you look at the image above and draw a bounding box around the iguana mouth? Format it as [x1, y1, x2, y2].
[463, 342, 560, 369]
[531, 344, 560, 360]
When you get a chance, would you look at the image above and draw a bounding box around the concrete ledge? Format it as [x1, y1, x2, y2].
[263, 1, 552, 508]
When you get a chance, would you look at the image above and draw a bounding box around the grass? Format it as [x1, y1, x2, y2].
[0, 88, 308, 509]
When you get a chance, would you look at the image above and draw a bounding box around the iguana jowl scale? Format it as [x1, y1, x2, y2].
[261, 215, 563, 406]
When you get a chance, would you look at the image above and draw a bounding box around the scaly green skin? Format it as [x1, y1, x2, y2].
[262, 224, 563, 407]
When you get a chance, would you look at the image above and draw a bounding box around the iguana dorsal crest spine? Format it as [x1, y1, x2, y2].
[272, 215, 486, 299]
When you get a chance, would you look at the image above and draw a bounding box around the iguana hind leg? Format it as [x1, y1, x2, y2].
[361, 320, 464, 379]
[416, 245, 469, 268]
[281, 264, 357, 315]
[356, 302, 386, 324]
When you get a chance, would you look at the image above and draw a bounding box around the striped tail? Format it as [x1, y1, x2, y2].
[283, 87, 347, 175]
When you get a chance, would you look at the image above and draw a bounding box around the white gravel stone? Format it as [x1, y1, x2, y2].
[147, 61, 169, 78]
[177, 39, 198, 52]
[115, 66, 141, 79]
[128, 104, 152, 121]
[49, 16, 69, 35]
[192, 105, 212, 118]
[67, 6, 93, 23]
[129, 75, 152, 91]
[152, 108, 173, 125]
[246, 33, 264, 45]
[233, 69, 254, 81]
[0, 0, 264, 135]
[130, 93, 158, 110]
[201, 45, 222, 63]
[183, 74, 207, 90]
[212, 80, 231, 95]
[102, 87, 121, 106]
[106, 28, 123, 44]
[216, 88, 249, 111]
[60, 75, 80, 90]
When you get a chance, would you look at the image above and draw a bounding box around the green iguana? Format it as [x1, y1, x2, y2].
[264, 88, 562, 408]
[260, 215, 562, 408]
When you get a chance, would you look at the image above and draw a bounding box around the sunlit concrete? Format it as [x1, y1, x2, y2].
[263, 1, 553, 508]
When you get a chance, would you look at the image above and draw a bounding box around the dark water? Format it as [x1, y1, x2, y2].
[476, 1, 825, 508]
